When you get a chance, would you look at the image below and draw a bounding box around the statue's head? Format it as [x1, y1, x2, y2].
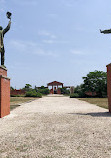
[0, 26, 3, 30]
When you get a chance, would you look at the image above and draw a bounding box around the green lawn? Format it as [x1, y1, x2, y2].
[79, 98, 108, 109]
[10, 97, 36, 110]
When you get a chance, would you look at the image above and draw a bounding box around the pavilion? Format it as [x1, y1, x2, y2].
[47, 81, 64, 94]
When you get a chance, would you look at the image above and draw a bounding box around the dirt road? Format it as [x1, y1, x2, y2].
[0, 95, 111, 158]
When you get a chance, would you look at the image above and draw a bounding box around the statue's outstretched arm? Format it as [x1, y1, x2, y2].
[100, 28, 111, 34]
[3, 20, 11, 35]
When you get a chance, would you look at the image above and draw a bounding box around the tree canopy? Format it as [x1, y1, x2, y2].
[82, 70, 107, 97]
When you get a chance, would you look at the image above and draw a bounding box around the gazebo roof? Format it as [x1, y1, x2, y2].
[47, 81, 63, 86]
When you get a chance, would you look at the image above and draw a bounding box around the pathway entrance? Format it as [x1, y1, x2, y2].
[0, 95, 110, 158]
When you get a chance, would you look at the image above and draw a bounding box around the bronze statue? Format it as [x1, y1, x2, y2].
[0, 12, 11, 66]
[100, 29, 111, 34]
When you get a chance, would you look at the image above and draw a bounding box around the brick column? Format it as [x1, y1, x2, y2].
[106, 63, 111, 112]
[0, 66, 10, 118]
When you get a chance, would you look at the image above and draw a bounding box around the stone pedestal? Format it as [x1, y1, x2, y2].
[0, 66, 10, 118]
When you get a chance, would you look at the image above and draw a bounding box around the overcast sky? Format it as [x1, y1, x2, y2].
[0, 0, 111, 88]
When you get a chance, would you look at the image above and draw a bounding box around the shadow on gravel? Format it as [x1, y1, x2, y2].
[68, 112, 111, 117]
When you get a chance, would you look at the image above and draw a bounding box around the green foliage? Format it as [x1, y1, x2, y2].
[60, 87, 70, 95]
[23, 84, 32, 91]
[40, 86, 45, 89]
[38, 88, 50, 95]
[70, 93, 79, 98]
[82, 70, 107, 97]
[25, 90, 42, 98]
[74, 84, 86, 98]
[36, 92, 42, 98]
[10, 86, 14, 90]
[72, 70, 107, 98]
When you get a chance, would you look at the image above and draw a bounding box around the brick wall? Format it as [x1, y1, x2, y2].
[106, 64, 111, 112]
[11, 89, 26, 96]
[85, 91, 97, 97]
[0, 66, 10, 118]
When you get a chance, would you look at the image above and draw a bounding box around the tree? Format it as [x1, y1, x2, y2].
[74, 84, 86, 97]
[82, 70, 107, 97]
[10, 86, 14, 90]
[60, 87, 70, 95]
[38, 86, 50, 95]
[23, 84, 32, 91]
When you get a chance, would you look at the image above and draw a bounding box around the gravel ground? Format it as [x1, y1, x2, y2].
[0, 95, 111, 158]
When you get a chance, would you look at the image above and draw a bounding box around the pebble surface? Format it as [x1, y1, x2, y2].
[0, 95, 111, 158]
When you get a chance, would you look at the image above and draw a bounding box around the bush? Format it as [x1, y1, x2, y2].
[25, 90, 42, 98]
[60, 87, 70, 95]
[36, 92, 42, 98]
[38, 88, 49, 95]
[74, 84, 86, 98]
[70, 93, 79, 98]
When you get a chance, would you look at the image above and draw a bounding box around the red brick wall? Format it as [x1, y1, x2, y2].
[50, 88, 61, 94]
[0, 77, 10, 118]
[57, 89, 61, 94]
[11, 89, 26, 96]
[50, 89, 54, 94]
[106, 64, 111, 112]
[85, 91, 97, 96]
[0, 67, 10, 118]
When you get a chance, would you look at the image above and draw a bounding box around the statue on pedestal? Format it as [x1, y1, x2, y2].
[0, 12, 11, 66]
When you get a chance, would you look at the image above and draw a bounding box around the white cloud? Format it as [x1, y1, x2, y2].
[12, 0, 38, 6]
[38, 30, 57, 39]
[42, 40, 55, 44]
[38, 30, 72, 44]
[9, 40, 59, 57]
[70, 49, 87, 55]
[42, 39, 71, 44]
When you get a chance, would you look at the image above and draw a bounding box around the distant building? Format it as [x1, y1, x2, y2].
[47, 81, 64, 94]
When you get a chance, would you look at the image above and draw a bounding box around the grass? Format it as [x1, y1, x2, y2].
[10, 97, 36, 110]
[78, 98, 108, 109]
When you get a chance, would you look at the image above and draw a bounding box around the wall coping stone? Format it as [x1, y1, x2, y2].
[0, 66, 7, 71]
[106, 63, 111, 67]
[0, 75, 10, 80]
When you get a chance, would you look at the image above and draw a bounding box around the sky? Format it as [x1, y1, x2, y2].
[0, 0, 111, 88]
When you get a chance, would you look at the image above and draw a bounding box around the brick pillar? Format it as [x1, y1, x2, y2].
[106, 63, 111, 112]
[0, 66, 10, 118]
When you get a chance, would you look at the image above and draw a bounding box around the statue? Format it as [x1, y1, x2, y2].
[100, 29, 111, 34]
[0, 12, 11, 66]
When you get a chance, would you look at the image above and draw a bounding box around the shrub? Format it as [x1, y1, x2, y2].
[74, 84, 86, 98]
[38, 88, 50, 95]
[36, 92, 42, 98]
[60, 87, 70, 95]
[70, 93, 79, 98]
[25, 90, 42, 98]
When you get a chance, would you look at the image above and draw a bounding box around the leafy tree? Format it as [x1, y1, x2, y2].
[10, 86, 14, 90]
[23, 84, 32, 91]
[82, 70, 107, 97]
[40, 86, 45, 89]
[74, 84, 86, 97]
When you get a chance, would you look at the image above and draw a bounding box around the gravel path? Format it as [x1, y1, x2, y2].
[0, 95, 111, 158]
